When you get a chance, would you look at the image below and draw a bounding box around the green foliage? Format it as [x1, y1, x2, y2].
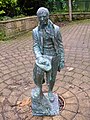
[0, 30, 6, 41]
[0, 0, 90, 20]
[0, 0, 19, 17]
[48, 0, 90, 13]
[17, 0, 48, 16]
[0, 16, 12, 21]
[0, 10, 5, 15]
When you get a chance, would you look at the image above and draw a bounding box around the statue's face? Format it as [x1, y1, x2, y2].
[38, 12, 49, 27]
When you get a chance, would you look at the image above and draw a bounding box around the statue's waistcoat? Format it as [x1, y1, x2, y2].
[38, 24, 59, 56]
[41, 30, 56, 56]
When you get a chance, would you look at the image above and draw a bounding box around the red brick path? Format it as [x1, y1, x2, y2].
[0, 20, 90, 120]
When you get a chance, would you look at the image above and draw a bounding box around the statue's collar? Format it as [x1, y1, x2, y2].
[38, 19, 54, 31]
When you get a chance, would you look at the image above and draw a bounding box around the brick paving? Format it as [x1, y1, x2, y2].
[0, 20, 90, 120]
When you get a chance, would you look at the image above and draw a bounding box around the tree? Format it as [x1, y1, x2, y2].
[17, 0, 48, 16]
[0, 0, 18, 17]
[69, 0, 72, 21]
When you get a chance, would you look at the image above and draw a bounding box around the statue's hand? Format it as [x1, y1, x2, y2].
[60, 61, 64, 69]
[58, 61, 64, 72]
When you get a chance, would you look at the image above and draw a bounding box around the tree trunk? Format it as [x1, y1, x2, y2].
[69, 0, 72, 21]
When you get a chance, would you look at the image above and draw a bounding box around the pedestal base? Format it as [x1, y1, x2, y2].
[31, 88, 59, 116]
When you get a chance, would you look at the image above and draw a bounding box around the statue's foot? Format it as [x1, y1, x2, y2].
[34, 87, 43, 99]
[48, 92, 55, 102]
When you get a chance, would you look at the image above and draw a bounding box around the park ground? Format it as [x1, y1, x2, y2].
[0, 19, 90, 120]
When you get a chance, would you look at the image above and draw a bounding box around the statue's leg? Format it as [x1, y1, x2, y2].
[47, 56, 59, 102]
[33, 64, 44, 97]
[47, 70, 57, 102]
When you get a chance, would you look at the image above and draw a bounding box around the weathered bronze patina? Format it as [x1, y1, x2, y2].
[31, 7, 64, 116]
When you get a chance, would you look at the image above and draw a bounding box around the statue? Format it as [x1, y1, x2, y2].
[31, 7, 64, 116]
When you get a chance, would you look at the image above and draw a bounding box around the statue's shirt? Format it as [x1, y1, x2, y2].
[41, 29, 56, 56]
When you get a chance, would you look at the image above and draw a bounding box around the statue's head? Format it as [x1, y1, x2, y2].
[37, 7, 49, 27]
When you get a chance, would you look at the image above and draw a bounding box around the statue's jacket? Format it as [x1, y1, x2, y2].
[32, 20, 64, 70]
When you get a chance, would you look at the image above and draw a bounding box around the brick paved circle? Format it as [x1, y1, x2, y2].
[1, 82, 89, 120]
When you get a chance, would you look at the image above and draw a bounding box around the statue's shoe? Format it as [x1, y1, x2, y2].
[48, 92, 55, 102]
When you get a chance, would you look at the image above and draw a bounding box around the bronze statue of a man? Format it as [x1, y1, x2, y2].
[32, 7, 64, 102]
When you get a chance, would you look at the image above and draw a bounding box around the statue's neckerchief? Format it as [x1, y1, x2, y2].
[38, 20, 55, 39]
[38, 20, 56, 54]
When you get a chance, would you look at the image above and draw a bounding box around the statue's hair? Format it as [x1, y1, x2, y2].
[37, 7, 49, 16]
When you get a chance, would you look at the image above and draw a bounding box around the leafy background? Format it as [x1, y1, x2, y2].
[0, 0, 90, 20]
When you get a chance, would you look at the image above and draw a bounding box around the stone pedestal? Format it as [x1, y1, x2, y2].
[31, 88, 59, 116]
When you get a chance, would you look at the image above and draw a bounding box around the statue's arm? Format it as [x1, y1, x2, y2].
[32, 29, 42, 59]
[57, 27, 65, 69]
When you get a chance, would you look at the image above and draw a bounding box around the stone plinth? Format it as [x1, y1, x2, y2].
[31, 88, 59, 116]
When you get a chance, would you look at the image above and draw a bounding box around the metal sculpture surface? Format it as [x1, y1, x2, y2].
[31, 7, 64, 116]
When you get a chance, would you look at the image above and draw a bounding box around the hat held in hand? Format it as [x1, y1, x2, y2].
[36, 56, 52, 71]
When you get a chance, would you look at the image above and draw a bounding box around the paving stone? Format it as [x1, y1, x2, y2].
[0, 66, 8, 70]
[80, 82, 90, 90]
[2, 88, 11, 96]
[53, 115, 65, 120]
[2, 74, 11, 80]
[2, 101, 12, 112]
[59, 70, 66, 75]
[9, 66, 17, 71]
[0, 82, 7, 91]
[74, 60, 82, 64]
[86, 89, 90, 97]
[10, 71, 18, 77]
[63, 76, 73, 82]
[2, 69, 11, 74]
[72, 78, 83, 86]
[79, 98, 90, 108]
[0, 63, 5, 67]
[0, 96, 5, 103]
[17, 68, 26, 74]
[81, 76, 90, 83]
[74, 68, 83, 74]
[65, 103, 78, 113]
[61, 91, 74, 99]
[4, 111, 19, 120]
[78, 106, 90, 118]
[0, 114, 3, 120]
[56, 86, 67, 95]
[78, 64, 87, 70]
[65, 71, 74, 77]
[65, 96, 78, 104]
[8, 96, 17, 106]
[53, 85, 59, 92]
[73, 73, 83, 79]
[56, 74, 64, 81]
[19, 113, 32, 120]
[4, 78, 14, 85]
[82, 70, 90, 77]
[71, 63, 79, 68]
[23, 89, 31, 97]
[43, 116, 53, 120]
[73, 113, 89, 120]
[61, 82, 73, 90]
[82, 62, 90, 66]
[30, 116, 43, 120]
[17, 106, 30, 114]
[61, 109, 76, 120]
